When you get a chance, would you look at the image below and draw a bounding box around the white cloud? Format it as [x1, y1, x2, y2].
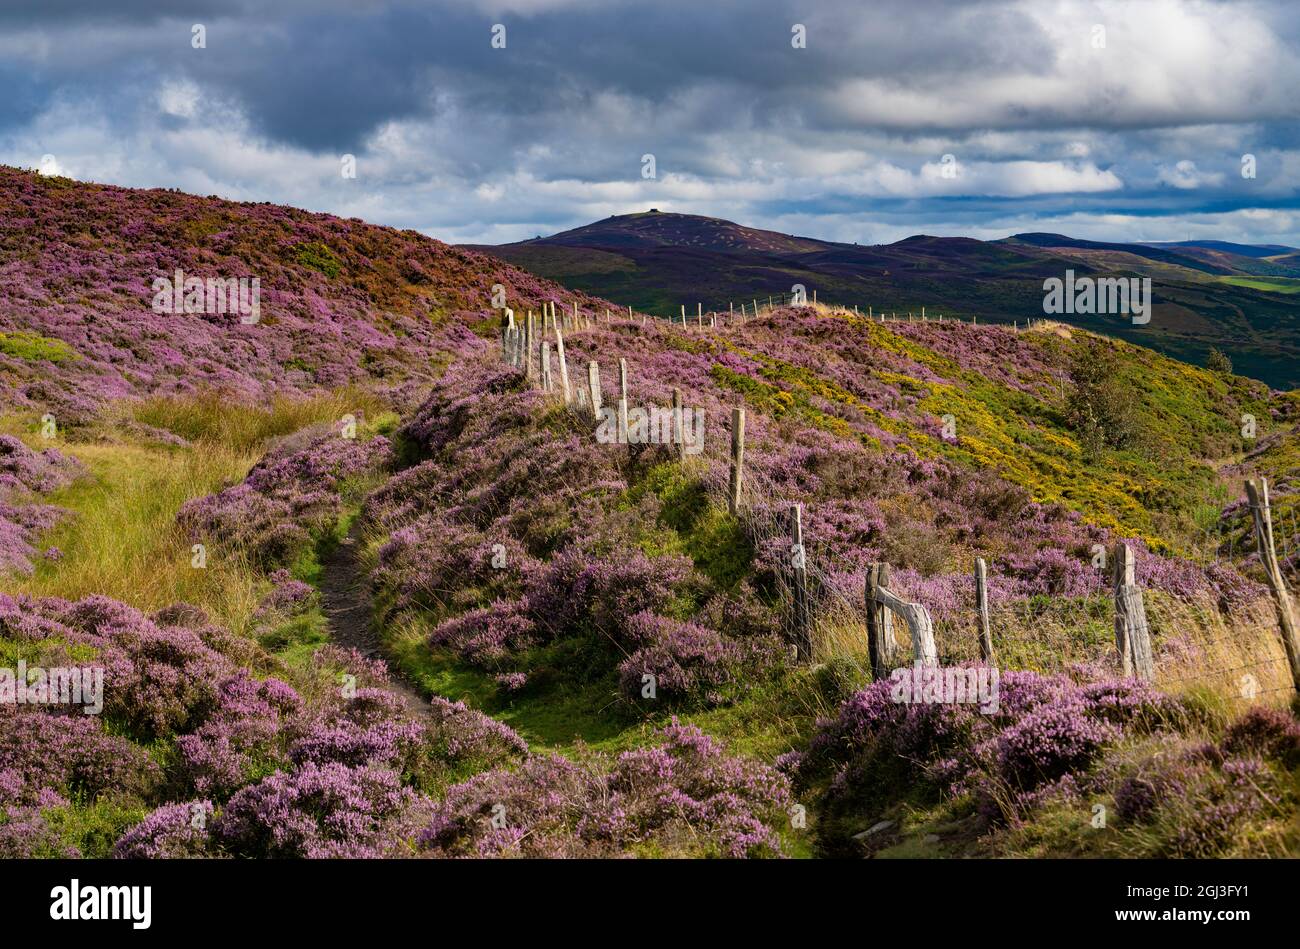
[1156, 159, 1225, 190]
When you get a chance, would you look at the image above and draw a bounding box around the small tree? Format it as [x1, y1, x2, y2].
[1206, 347, 1233, 375]
[1065, 339, 1139, 457]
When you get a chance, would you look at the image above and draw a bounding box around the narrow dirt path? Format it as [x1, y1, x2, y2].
[319, 523, 435, 720]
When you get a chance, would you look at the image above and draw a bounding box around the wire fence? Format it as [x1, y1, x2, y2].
[500, 292, 1300, 707]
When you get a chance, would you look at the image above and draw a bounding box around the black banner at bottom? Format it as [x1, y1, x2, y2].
[0, 857, 1281, 936]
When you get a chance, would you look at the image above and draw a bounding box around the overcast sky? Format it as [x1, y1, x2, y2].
[3, 0, 1299, 246]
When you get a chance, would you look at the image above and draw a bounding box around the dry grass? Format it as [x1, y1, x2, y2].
[129, 386, 388, 452]
[7, 387, 392, 634]
[12, 439, 265, 633]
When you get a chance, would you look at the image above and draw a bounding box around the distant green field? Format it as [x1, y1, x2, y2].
[1216, 275, 1300, 294]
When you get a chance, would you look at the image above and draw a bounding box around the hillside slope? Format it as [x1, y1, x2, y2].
[0, 165, 617, 422]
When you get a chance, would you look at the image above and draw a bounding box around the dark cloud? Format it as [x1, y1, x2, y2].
[1, 0, 1297, 244]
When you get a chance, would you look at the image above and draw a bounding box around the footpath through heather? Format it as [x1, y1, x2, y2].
[320, 521, 436, 722]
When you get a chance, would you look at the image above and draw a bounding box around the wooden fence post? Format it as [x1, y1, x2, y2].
[728, 407, 745, 514]
[672, 388, 685, 461]
[1113, 543, 1154, 680]
[1246, 478, 1300, 692]
[865, 564, 889, 679]
[975, 557, 994, 662]
[876, 562, 896, 664]
[555, 325, 571, 403]
[791, 503, 811, 659]
[681, 304, 687, 328]
[618, 358, 629, 442]
[540, 341, 552, 393]
[525, 311, 535, 379]
[587, 360, 602, 420]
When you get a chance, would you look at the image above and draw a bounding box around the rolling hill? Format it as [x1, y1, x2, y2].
[474, 212, 1300, 388]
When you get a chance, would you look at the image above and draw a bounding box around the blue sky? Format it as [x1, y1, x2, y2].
[4, 0, 1299, 247]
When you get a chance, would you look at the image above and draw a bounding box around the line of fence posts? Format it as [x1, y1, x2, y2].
[502, 299, 1299, 690]
[1246, 477, 1300, 692]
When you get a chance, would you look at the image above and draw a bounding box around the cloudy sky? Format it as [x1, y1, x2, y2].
[4, 0, 1299, 246]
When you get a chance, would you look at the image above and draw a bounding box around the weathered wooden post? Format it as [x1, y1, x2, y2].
[1113, 543, 1154, 680]
[752, 299, 759, 318]
[587, 360, 602, 420]
[975, 557, 994, 662]
[791, 503, 811, 659]
[876, 563, 897, 664]
[1246, 478, 1300, 692]
[872, 578, 938, 666]
[865, 565, 889, 680]
[672, 388, 685, 461]
[697, 303, 703, 328]
[540, 341, 552, 393]
[555, 325, 571, 403]
[728, 407, 745, 514]
[525, 311, 536, 379]
[680, 304, 687, 329]
[618, 358, 629, 441]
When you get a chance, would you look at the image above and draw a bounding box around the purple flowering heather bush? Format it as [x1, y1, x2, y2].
[0, 435, 81, 575]
[0, 589, 544, 858]
[782, 669, 1187, 854]
[418, 720, 791, 858]
[179, 429, 393, 567]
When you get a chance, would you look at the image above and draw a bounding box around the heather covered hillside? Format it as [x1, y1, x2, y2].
[0, 165, 615, 421]
[3, 174, 1300, 859]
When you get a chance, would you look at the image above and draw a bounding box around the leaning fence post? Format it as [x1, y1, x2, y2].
[791, 503, 811, 659]
[1113, 543, 1154, 681]
[872, 579, 936, 666]
[728, 407, 745, 514]
[1246, 478, 1300, 692]
[587, 360, 602, 420]
[555, 325, 571, 403]
[975, 557, 994, 662]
